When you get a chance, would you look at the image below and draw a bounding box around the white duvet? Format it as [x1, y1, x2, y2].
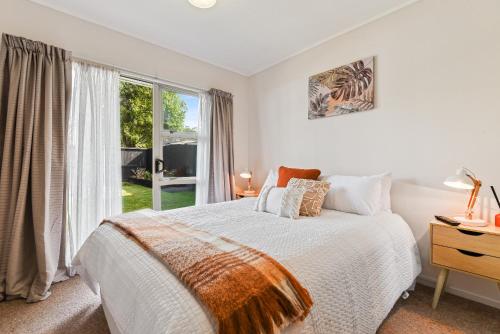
[74, 198, 421, 334]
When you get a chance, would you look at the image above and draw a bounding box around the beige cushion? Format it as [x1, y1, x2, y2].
[287, 178, 330, 217]
[279, 186, 305, 219]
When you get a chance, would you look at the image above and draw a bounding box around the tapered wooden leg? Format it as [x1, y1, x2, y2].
[442, 270, 449, 289]
[432, 268, 449, 309]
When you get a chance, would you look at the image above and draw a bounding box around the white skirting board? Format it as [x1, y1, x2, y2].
[417, 275, 500, 309]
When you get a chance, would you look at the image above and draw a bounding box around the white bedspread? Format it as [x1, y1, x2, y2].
[74, 199, 421, 334]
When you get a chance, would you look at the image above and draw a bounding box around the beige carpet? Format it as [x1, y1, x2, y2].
[0, 278, 108, 334]
[0, 277, 499, 334]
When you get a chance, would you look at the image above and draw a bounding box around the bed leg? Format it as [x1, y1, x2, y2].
[401, 291, 410, 300]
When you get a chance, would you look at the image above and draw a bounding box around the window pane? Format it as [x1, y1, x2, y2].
[120, 79, 153, 213]
[162, 91, 199, 133]
[162, 134, 197, 177]
[161, 90, 199, 179]
[161, 184, 196, 210]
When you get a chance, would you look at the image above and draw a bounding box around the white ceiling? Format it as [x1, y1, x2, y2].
[31, 0, 417, 76]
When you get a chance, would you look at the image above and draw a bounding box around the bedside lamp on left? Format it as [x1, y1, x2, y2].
[240, 170, 256, 195]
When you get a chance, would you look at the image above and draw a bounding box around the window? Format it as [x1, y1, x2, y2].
[158, 88, 199, 210]
[119, 78, 200, 212]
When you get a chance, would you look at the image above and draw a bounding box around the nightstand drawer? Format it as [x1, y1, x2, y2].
[433, 225, 500, 258]
[432, 245, 500, 281]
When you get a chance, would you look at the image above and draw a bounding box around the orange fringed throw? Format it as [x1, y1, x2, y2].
[103, 211, 313, 334]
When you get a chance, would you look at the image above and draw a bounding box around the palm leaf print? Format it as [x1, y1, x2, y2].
[309, 93, 330, 118]
[308, 79, 321, 98]
[348, 99, 374, 111]
[330, 60, 373, 101]
[314, 70, 337, 89]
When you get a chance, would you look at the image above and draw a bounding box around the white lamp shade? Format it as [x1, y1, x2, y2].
[240, 170, 252, 179]
[443, 168, 474, 190]
[188, 0, 216, 8]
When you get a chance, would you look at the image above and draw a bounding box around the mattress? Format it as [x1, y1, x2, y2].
[74, 198, 421, 334]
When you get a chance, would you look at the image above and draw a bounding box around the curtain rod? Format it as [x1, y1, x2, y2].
[72, 56, 207, 94]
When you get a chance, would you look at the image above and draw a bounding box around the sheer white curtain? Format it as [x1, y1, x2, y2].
[195, 92, 212, 205]
[66, 61, 122, 273]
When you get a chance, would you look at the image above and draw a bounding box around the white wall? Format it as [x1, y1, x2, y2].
[249, 0, 500, 307]
[0, 0, 250, 189]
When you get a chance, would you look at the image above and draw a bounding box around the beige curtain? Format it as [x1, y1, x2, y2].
[0, 34, 72, 302]
[207, 89, 235, 203]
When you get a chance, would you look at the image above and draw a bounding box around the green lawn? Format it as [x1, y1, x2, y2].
[122, 182, 195, 213]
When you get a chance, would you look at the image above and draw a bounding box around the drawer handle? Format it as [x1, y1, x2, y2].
[457, 249, 484, 257]
[457, 229, 484, 236]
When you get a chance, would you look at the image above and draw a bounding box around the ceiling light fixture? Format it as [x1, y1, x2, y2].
[189, 0, 216, 9]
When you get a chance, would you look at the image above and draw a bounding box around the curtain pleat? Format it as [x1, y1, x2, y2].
[66, 61, 121, 273]
[195, 92, 212, 206]
[207, 89, 235, 203]
[0, 33, 71, 302]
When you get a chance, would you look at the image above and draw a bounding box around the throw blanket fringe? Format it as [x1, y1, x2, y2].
[102, 211, 313, 334]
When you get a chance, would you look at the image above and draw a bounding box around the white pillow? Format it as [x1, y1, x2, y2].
[262, 169, 278, 188]
[254, 186, 284, 215]
[378, 172, 392, 213]
[320, 174, 383, 216]
[265, 187, 285, 215]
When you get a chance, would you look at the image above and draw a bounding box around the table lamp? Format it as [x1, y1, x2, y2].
[240, 170, 256, 195]
[444, 167, 487, 227]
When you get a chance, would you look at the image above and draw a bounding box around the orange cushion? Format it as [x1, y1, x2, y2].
[277, 166, 321, 187]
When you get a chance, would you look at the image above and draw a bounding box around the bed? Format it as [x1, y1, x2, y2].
[74, 198, 421, 334]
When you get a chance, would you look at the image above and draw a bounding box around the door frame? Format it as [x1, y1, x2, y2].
[152, 83, 199, 210]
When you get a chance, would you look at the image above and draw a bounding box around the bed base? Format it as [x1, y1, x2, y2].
[102, 297, 123, 334]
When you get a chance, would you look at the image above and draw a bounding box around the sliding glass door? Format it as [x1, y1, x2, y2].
[152, 85, 199, 210]
[120, 77, 200, 212]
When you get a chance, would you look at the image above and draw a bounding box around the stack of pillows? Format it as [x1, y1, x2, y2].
[254, 166, 392, 219]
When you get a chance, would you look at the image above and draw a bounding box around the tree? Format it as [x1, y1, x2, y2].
[120, 81, 153, 148]
[162, 91, 187, 132]
[120, 81, 188, 148]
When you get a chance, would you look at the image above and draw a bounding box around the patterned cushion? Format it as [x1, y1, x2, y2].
[287, 178, 330, 217]
[279, 187, 305, 219]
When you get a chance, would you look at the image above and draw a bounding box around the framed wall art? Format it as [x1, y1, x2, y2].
[309, 57, 374, 119]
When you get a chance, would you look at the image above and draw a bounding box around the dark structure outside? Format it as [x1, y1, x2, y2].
[121, 148, 152, 178]
[121, 143, 197, 186]
[162, 143, 197, 177]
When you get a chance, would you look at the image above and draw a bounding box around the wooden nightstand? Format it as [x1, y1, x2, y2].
[235, 191, 259, 199]
[430, 220, 500, 309]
